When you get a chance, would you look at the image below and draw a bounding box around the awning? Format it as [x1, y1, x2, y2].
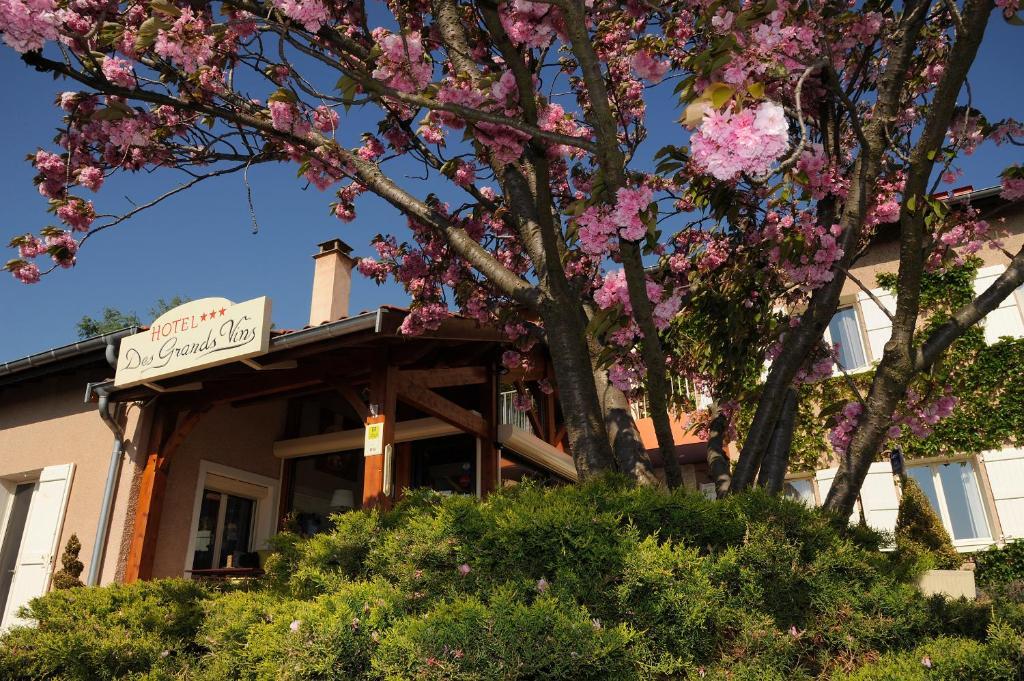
[497, 424, 578, 482]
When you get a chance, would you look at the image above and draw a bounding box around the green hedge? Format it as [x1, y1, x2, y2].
[1, 476, 1021, 680]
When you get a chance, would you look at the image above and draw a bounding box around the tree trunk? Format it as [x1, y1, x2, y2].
[757, 388, 798, 494]
[592, 363, 660, 486]
[539, 303, 618, 476]
[705, 408, 732, 498]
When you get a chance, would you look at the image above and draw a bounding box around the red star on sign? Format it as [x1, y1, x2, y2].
[209, 309, 217, 318]
[219, 307, 227, 316]
[200, 313, 207, 321]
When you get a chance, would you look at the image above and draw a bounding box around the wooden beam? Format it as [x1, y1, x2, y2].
[397, 366, 487, 389]
[395, 377, 488, 439]
[124, 405, 207, 582]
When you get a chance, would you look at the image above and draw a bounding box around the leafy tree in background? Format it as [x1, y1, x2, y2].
[2, 0, 1023, 510]
[76, 295, 191, 338]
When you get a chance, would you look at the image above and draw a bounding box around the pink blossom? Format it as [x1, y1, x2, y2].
[154, 8, 215, 74]
[0, 0, 58, 53]
[613, 185, 653, 242]
[76, 166, 103, 192]
[536, 577, 549, 592]
[996, 0, 1020, 18]
[454, 161, 476, 187]
[398, 303, 448, 335]
[512, 393, 532, 412]
[691, 102, 790, 181]
[501, 350, 521, 369]
[273, 0, 329, 32]
[356, 135, 385, 161]
[457, 563, 471, 576]
[101, 57, 137, 88]
[630, 51, 669, 83]
[56, 198, 95, 232]
[289, 620, 301, 632]
[312, 105, 338, 133]
[11, 262, 40, 284]
[1001, 176, 1024, 201]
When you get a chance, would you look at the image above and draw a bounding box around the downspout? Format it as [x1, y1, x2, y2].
[87, 340, 125, 586]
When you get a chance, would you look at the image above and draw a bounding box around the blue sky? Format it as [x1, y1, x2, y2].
[0, 19, 1021, 361]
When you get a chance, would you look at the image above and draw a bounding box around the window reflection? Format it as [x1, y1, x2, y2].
[288, 450, 361, 536]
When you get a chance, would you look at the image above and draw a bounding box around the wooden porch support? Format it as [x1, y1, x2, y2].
[363, 356, 396, 510]
[124, 405, 208, 582]
[479, 365, 498, 496]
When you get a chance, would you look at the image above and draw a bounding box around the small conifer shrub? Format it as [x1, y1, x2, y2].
[894, 477, 961, 571]
[51, 534, 84, 590]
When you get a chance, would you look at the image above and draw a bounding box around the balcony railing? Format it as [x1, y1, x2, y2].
[499, 390, 535, 434]
[628, 376, 710, 421]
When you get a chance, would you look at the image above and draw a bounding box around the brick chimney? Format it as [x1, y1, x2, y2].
[309, 238, 356, 326]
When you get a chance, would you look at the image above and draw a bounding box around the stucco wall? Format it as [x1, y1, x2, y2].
[149, 399, 287, 579]
[0, 370, 147, 585]
[843, 207, 1024, 300]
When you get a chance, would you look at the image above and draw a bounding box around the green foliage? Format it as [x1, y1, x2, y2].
[75, 296, 191, 339]
[837, 624, 1023, 681]
[76, 307, 142, 339]
[0, 579, 209, 680]
[1, 479, 1018, 680]
[894, 477, 962, 571]
[51, 533, 84, 590]
[975, 538, 1024, 587]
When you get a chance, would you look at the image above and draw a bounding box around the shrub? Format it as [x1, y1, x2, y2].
[893, 477, 961, 571]
[975, 537, 1024, 587]
[1, 476, 1018, 680]
[372, 591, 637, 680]
[52, 534, 85, 590]
[0, 579, 209, 680]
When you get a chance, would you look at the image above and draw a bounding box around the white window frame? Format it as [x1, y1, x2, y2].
[183, 461, 279, 575]
[783, 474, 819, 507]
[906, 457, 995, 551]
[824, 304, 872, 374]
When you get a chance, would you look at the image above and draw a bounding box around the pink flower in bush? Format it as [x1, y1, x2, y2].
[457, 563, 471, 576]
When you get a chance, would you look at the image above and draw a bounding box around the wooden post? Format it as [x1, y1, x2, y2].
[479, 364, 498, 497]
[363, 356, 396, 510]
[124, 406, 206, 582]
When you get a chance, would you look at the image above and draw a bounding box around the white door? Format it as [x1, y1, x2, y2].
[981, 448, 1024, 540]
[0, 464, 75, 630]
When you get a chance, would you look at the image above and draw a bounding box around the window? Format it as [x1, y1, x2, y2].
[411, 434, 478, 495]
[287, 450, 361, 536]
[185, 462, 279, 575]
[191, 490, 256, 570]
[784, 478, 816, 507]
[906, 461, 992, 545]
[827, 307, 869, 371]
[499, 451, 567, 488]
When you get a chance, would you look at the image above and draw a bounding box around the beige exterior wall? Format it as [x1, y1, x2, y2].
[842, 206, 1024, 300]
[0, 370, 148, 585]
[149, 400, 287, 579]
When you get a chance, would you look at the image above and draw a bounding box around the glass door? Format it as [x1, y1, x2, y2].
[191, 490, 255, 570]
[0, 484, 34, 617]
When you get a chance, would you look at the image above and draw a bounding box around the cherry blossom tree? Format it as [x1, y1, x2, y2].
[2, 0, 1023, 508]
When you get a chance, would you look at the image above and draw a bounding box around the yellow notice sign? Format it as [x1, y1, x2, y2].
[364, 416, 385, 457]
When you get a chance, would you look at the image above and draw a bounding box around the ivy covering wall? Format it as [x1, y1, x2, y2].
[766, 258, 1024, 472]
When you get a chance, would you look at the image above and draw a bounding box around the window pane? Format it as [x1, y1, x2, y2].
[219, 495, 255, 568]
[937, 462, 990, 541]
[289, 450, 361, 536]
[907, 466, 943, 516]
[500, 452, 565, 488]
[828, 308, 868, 370]
[784, 479, 815, 507]
[191, 490, 221, 570]
[412, 434, 477, 495]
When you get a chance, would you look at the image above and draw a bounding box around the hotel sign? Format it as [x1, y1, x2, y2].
[114, 297, 272, 388]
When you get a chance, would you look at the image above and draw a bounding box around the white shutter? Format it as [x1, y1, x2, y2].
[856, 289, 896, 362]
[981, 448, 1024, 540]
[858, 462, 900, 533]
[814, 467, 859, 523]
[0, 464, 75, 630]
[974, 266, 1024, 344]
